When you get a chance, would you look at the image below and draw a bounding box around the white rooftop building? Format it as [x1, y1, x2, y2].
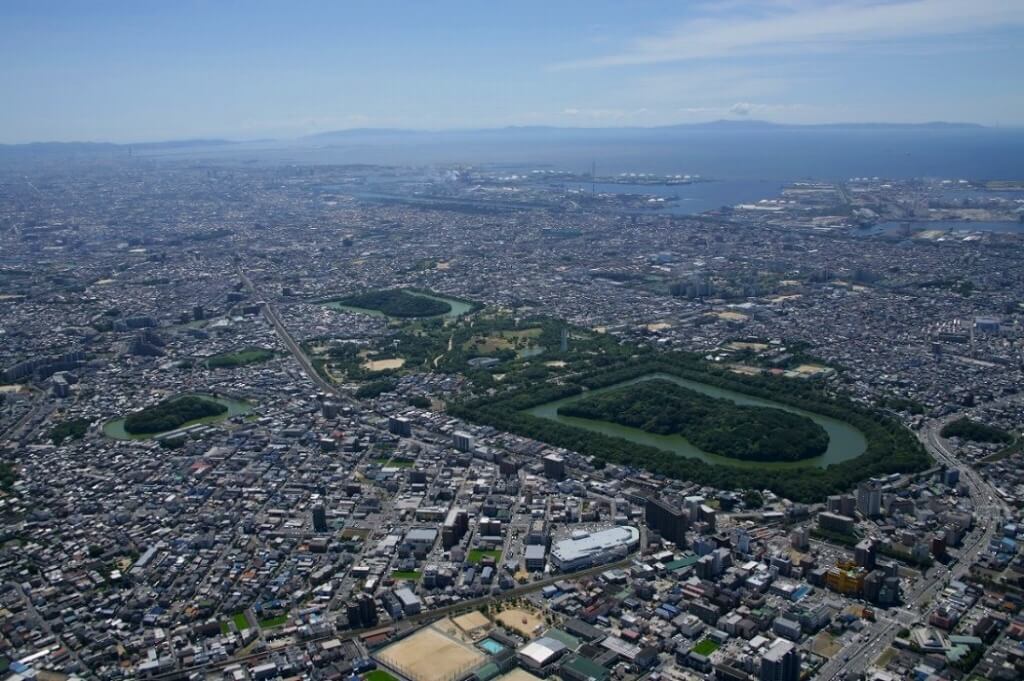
[518, 637, 567, 671]
[550, 526, 640, 572]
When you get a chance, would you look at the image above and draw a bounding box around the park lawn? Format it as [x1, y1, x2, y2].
[259, 614, 289, 629]
[365, 671, 399, 681]
[232, 612, 250, 631]
[374, 457, 415, 468]
[391, 570, 422, 581]
[468, 549, 502, 564]
[693, 639, 720, 656]
[464, 328, 543, 355]
[220, 621, 229, 635]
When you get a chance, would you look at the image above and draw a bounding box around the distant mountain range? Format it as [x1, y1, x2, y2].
[304, 119, 987, 140]
[0, 120, 997, 158]
[0, 120, 991, 150]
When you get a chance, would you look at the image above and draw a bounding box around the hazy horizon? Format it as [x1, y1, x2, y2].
[2, 0, 1024, 144]
[5, 118, 1018, 148]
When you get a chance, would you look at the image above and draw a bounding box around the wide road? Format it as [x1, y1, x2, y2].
[237, 265, 340, 397]
[817, 413, 1008, 680]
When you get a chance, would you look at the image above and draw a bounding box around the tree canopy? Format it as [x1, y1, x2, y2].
[559, 379, 829, 462]
[124, 396, 227, 435]
[334, 289, 450, 317]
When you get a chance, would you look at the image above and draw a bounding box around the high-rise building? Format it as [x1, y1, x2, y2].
[645, 497, 688, 546]
[857, 481, 882, 518]
[441, 507, 468, 549]
[760, 639, 800, 681]
[346, 594, 377, 628]
[452, 431, 474, 452]
[943, 468, 960, 487]
[790, 527, 809, 550]
[543, 453, 566, 480]
[733, 528, 751, 555]
[312, 505, 328, 533]
[388, 416, 412, 437]
[818, 512, 855, 535]
[855, 538, 877, 571]
[827, 494, 856, 517]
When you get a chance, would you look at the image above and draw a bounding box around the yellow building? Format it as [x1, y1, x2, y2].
[825, 560, 865, 596]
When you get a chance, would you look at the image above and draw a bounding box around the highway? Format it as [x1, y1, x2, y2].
[817, 414, 1008, 680]
[237, 266, 341, 397]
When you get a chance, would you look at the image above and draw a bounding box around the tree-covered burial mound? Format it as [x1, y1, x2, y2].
[940, 417, 1012, 444]
[559, 379, 829, 462]
[124, 395, 228, 435]
[335, 290, 450, 317]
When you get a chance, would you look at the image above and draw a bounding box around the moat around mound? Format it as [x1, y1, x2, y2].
[558, 378, 829, 462]
[527, 373, 866, 469]
[322, 289, 472, 319]
[104, 394, 251, 439]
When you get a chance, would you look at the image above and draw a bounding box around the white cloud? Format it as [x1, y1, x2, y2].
[730, 102, 754, 116]
[555, 0, 1024, 69]
[675, 102, 809, 119]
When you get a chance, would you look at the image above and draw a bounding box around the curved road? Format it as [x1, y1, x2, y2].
[817, 413, 1009, 680]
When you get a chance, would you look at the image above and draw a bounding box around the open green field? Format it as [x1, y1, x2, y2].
[309, 313, 588, 387]
[259, 614, 289, 629]
[207, 347, 275, 368]
[365, 670, 399, 681]
[693, 639, 720, 656]
[374, 457, 415, 468]
[463, 327, 543, 355]
[232, 612, 250, 630]
[468, 549, 502, 564]
[391, 570, 422, 581]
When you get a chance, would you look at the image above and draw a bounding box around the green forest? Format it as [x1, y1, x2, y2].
[559, 379, 829, 462]
[124, 396, 227, 435]
[207, 347, 275, 368]
[50, 417, 91, 445]
[333, 289, 450, 317]
[0, 463, 15, 492]
[940, 417, 1012, 444]
[449, 354, 930, 502]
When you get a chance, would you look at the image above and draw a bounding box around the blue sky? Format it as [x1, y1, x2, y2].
[2, 0, 1023, 142]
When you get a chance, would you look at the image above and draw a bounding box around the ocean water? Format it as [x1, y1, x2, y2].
[562, 180, 786, 215]
[177, 126, 1024, 183]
